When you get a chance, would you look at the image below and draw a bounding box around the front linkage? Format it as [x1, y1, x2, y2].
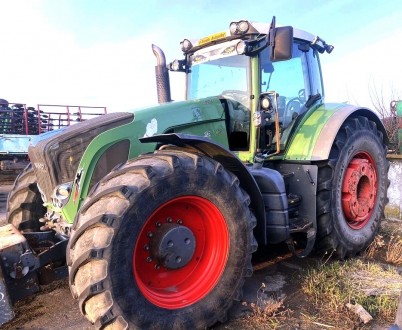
[0, 224, 67, 325]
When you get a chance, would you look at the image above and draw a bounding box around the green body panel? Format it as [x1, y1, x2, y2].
[237, 57, 259, 163]
[61, 97, 227, 223]
[284, 103, 348, 161]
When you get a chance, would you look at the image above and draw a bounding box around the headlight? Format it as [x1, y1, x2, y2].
[229, 20, 250, 35]
[259, 94, 276, 114]
[236, 40, 248, 55]
[171, 59, 180, 71]
[169, 59, 186, 72]
[261, 96, 271, 111]
[180, 39, 193, 52]
[238, 20, 249, 33]
[52, 182, 72, 208]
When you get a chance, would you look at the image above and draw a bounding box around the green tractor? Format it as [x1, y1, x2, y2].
[1, 17, 389, 329]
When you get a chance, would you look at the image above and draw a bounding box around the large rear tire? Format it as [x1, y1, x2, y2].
[6, 163, 46, 231]
[67, 149, 257, 329]
[316, 116, 389, 258]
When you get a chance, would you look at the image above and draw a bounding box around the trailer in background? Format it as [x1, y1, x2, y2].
[0, 99, 107, 173]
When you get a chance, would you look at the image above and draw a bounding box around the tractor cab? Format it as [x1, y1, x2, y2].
[166, 18, 332, 161]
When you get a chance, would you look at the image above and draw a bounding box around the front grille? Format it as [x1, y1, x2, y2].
[29, 112, 134, 202]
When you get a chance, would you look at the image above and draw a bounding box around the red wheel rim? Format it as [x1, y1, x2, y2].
[341, 152, 377, 229]
[133, 196, 229, 309]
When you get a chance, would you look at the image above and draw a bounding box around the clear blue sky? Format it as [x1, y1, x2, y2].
[1, 0, 402, 111]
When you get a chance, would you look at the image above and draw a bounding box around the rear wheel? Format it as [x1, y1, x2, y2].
[6, 163, 46, 231]
[67, 149, 257, 329]
[316, 116, 389, 258]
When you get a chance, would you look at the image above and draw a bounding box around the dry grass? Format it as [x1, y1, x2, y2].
[224, 284, 290, 330]
[247, 284, 289, 329]
[365, 235, 386, 259]
[301, 259, 402, 324]
[386, 235, 402, 265]
[219, 221, 402, 329]
[364, 221, 402, 265]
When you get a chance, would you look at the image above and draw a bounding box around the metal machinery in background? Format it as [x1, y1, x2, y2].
[0, 100, 106, 173]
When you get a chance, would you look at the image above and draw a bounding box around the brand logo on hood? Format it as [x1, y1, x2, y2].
[33, 162, 47, 171]
[144, 118, 158, 137]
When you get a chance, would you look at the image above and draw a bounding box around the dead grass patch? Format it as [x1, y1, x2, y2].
[364, 220, 402, 265]
[386, 235, 402, 265]
[301, 259, 402, 324]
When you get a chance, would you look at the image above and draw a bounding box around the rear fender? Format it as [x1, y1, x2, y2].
[285, 103, 388, 161]
[140, 133, 267, 244]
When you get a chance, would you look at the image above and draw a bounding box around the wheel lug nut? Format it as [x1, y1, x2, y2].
[177, 219, 183, 225]
[184, 238, 190, 245]
[167, 240, 174, 247]
[155, 222, 161, 227]
[146, 257, 153, 263]
[154, 264, 160, 270]
[167, 217, 173, 223]
[176, 256, 182, 263]
[147, 231, 153, 238]
[144, 244, 150, 251]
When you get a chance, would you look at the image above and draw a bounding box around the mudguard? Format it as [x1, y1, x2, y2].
[284, 103, 388, 161]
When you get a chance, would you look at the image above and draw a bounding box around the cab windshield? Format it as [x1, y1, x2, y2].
[187, 40, 252, 150]
[187, 40, 251, 108]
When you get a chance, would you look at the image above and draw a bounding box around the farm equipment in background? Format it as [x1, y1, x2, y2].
[0, 17, 390, 328]
[0, 100, 107, 173]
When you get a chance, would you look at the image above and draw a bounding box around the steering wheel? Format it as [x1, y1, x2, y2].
[221, 90, 249, 105]
[282, 89, 306, 126]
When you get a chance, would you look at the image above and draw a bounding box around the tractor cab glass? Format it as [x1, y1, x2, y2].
[261, 42, 308, 127]
[259, 41, 323, 152]
[187, 40, 251, 150]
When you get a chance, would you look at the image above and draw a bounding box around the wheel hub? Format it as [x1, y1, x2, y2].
[342, 157, 377, 228]
[150, 223, 196, 269]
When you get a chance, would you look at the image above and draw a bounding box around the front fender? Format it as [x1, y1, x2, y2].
[141, 133, 267, 244]
[284, 103, 388, 161]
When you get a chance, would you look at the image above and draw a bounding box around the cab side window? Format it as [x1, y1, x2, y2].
[260, 42, 309, 128]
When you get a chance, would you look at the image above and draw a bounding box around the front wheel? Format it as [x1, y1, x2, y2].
[316, 116, 389, 258]
[6, 163, 46, 231]
[67, 149, 257, 329]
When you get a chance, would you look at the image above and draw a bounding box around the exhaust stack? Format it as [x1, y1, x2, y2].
[152, 44, 172, 104]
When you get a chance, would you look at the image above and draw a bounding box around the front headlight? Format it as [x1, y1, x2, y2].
[180, 39, 193, 53]
[52, 182, 72, 208]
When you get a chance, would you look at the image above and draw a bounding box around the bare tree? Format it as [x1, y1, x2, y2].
[369, 82, 401, 154]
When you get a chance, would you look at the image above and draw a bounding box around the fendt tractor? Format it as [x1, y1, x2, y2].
[0, 17, 389, 329]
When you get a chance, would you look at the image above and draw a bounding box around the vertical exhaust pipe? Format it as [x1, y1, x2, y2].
[152, 44, 172, 104]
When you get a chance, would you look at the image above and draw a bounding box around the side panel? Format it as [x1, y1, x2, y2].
[285, 103, 387, 161]
[275, 163, 317, 232]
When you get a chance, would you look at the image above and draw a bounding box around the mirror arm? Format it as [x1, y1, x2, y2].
[268, 16, 277, 59]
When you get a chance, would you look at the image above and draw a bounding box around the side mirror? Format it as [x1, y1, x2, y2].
[270, 26, 293, 62]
